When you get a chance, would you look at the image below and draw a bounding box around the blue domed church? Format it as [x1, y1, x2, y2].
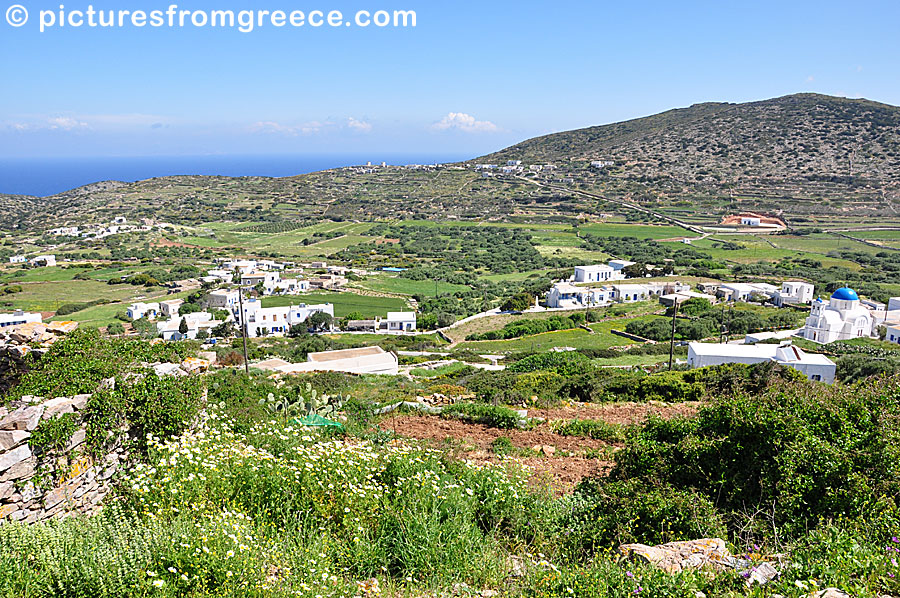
[800, 288, 875, 344]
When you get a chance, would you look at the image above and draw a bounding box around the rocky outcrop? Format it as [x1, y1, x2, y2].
[0, 394, 125, 524]
[619, 538, 780, 586]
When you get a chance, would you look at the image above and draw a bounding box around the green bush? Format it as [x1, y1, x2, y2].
[610, 377, 900, 537]
[550, 419, 624, 442]
[508, 351, 594, 376]
[6, 329, 198, 403]
[28, 413, 78, 454]
[442, 402, 523, 429]
[558, 478, 728, 557]
[82, 373, 203, 455]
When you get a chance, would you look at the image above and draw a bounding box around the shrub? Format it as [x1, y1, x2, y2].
[508, 352, 594, 376]
[28, 413, 78, 455]
[558, 478, 728, 557]
[550, 419, 624, 442]
[610, 377, 900, 537]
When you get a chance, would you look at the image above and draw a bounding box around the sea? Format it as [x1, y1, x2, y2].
[0, 153, 471, 197]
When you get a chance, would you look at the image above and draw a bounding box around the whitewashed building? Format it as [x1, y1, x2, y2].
[719, 283, 779, 302]
[383, 312, 417, 332]
[574, 265, 625, 283]
[31, 255, 56, 267]
[800, 288, 876, 344]
[159, 299, 184, 318]
[126, 302, 160, 320]
[239, 300, 334, 338]
[773, 281, 815, 307]
[886, 323, 900, 345]
[207, 290, 240, 310]
[0, 310, 42, 329]
[546, 282, 613, 309]
[265, 346, 399, 376]
[687, 342, 836, 384]
[157, 312, 222, 341]
[8, 255, 26, 264]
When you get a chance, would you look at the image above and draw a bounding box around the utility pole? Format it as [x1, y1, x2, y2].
[668, 300, 679, 371]
[237, 286, 250, 375]
[719, 303, 726, 343]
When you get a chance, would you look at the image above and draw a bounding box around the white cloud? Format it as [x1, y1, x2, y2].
[48, 117, 90, 130]
[805, 75, 815, 83]
[432, 112, 499, 133]
[347, 117, 372, 132]
[250, 120, 337, 136]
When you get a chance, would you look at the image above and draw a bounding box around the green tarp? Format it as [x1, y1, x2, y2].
[292, 413, 344, 429]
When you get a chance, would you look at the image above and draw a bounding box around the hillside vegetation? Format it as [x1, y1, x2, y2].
[5, 94, 900, 231]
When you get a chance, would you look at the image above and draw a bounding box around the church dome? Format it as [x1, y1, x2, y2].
[831, 288, 859, 301]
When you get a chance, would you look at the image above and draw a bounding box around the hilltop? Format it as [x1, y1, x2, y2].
[3, 93, 900, 232]
[482, 93, 900, 223]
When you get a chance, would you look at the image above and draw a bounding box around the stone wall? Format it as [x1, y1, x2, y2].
[0, 393, 124, 523]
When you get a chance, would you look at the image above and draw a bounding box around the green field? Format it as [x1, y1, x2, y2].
[260, 292, 409, 318]
[0, 280, 146, 313]
[352, 274, 469, 296]
[577, 223, 687, 239]
[456, 315, 658, 353]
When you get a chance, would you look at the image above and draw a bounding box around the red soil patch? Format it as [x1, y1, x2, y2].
[381, 402, 699, 493]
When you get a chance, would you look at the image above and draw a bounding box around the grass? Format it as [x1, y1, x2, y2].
[456, 315, 659, 354]
[0, 280, 145, 313]
[577, 223, 687, 239]
[445, 302, 660, 343]
[259, 292, 409, 318]
[352, 274, 469, 296]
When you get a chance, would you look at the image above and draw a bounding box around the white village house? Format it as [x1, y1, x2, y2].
[772, 281, 815, 307]
[383, 312, 417, 332]
[157, 312, 223, 341]
[0, 310, 42, 329]
[718, 283, 779, 302]
[574, 265, 625, 283]
[887, 323, 900, 345]
[31, 255, 56, 268]
[546, 282, 612, 309]
[8, 255, 26, 264]
[239, 300, 334, 338]
[159, 299, 184, 319]
[259, 346, 399, 376]
[687, 342, 836, 384]
[207, 289, 241, 310]
[126, 302, 160, 320]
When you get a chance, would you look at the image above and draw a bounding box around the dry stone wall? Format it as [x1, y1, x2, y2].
[0, 391, 124, 523]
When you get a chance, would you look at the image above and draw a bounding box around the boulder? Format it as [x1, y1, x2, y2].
[809, 590, 851, 598]
[619, 538, 731, 574]
[181, 357, 210, 373]
[46, 321, 79, 335]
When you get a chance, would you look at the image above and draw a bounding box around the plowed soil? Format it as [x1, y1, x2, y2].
[379, 401, 699, 493]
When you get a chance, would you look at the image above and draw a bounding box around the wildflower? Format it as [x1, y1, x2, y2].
[152, 579, 165, 588]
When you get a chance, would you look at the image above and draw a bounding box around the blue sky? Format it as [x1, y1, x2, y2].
[1, 0, 899, 159]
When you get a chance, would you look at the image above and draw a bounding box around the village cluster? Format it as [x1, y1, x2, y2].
[3, 254, 900, 387]
[542, 261, 900, 384]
